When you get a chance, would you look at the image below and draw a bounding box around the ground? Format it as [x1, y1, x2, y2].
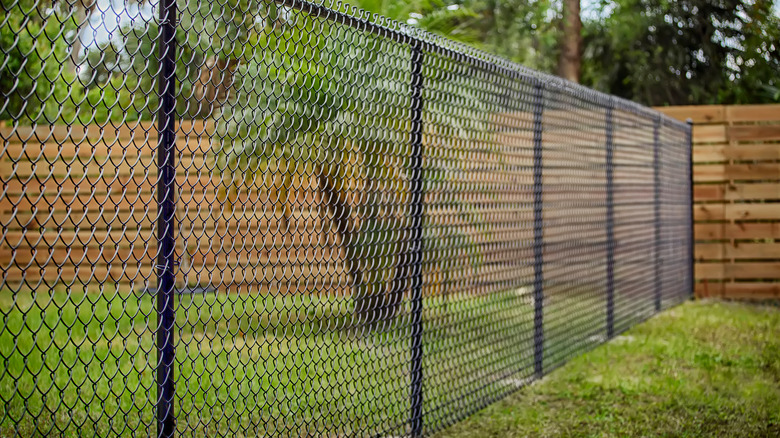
[1, 293, 777, 436]
[433, 300, 780, 438]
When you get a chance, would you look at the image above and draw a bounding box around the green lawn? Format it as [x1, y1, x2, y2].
[433, 300, 780, 438]
[0, 287, 543, 437]
[3, 287, 737, 437]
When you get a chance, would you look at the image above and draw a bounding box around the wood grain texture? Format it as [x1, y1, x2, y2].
[658, 104, 780, 300]
[4, 106, 780, 299]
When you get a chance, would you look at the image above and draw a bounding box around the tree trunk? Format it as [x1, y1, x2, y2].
[557, 0, 581, 83]
[318, 171, 408, 327]
[383, 223, 413, 321]
[318, 172, 372, 324]
[196, 57, 239, 117]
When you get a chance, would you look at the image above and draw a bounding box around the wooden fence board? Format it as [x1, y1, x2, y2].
[693, 125, 728, 143]
[694, 183, 780, 202]
[693, 164, 726, 182]
[726, 164, 780, 181]
[722, 283, 780, 299]
[724, 203, 780, 220]
[724, 183, 780, 201]
[729, 125, 780, 142]
[694, 204, 725, 221]
[693, 146, 726, 163]
[694, 144, 780, 162]
[696, 243, 780, 260]
[695, 223, 780, 240]
[657, 105, 726, 123]
[726, 105, 780, 123]
[4, 105, 780, 299]
[695, 281, 723, 298]
[697, 262, 780, 280]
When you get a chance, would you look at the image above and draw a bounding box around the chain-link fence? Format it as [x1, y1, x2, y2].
[0, 0, 692, 436]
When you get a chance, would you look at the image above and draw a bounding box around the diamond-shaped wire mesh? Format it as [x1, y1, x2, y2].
[0, 0, 691, 436]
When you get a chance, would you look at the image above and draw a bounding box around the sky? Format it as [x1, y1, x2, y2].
[79, 0, 155, 49]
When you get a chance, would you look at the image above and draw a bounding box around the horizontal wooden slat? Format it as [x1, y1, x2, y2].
[694, 204, 724, 221]
[696, 262, 780, 280]
[693, 185, 724, 201]
[696, 243, 780, 260]
[729, 125, 780, 142]
[695, 281, 723, 298]
[695, 244, 723, 260]
[694, 144, 780, 162]
[721, 282, 780, 299]
[693, 145, 726, 163]
[724, 203, 780, 220]
[695, 223, 780, 240]
[1, 138, 212, 160]
[726, 164, 780, 181]
[0, 121, 211, 143]
[655, 105, 726, 123]
[692, 125, 727, 143]
[726, 104, 780, 122]
[694, 164, 780, 182]
[726, 263, 780, 279]
[694, 164, 725, 182]
[690, 183, 779, 206]
[0, 155, 212, 179]
[723, 183, 780, 201]
[695, 263, 724, 279]
[726, 144, 780, 161]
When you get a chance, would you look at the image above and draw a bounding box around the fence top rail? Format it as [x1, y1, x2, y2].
[277, 0, 689, 132]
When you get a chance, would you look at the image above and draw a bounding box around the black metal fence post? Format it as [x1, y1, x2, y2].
[532, 81, 545, 377]
[605, 99, 615, 339]
[653, 116, 662, 311]
[409, 42, 425, 438]
[687, 118, 695, 299]
[156, 0, 178, 436]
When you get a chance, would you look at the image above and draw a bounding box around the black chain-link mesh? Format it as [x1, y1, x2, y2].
[0, 0, 692, 436]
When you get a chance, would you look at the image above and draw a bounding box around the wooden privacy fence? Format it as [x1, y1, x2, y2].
[1, 108, 685, 297]
[6, 106, 778, 300]
[658, 104, 780, 299]
[0, 121, 364, 294]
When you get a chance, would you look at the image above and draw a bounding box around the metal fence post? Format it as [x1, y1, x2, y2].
[531, 81, 545, 377]
[409, 42, 425, 438]
[653, 116, 662, 311]
[605, 99, 615, 339]
[687, 118, 695, 299]
[156, 0, 178, 435]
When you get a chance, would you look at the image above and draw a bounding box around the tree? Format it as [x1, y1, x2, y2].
[421, 0, 559, 71]
[0, 0, 82, 122]
[208, 1, 489, 326]
[582, 0, 780, 105]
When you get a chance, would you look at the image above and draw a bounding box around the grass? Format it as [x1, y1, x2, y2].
[0, 286, 547, 437]
[433, 300, 780, 438]
[4, 286, 742, 437]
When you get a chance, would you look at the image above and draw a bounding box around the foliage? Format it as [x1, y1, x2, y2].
[211, 9, 401, 320]
[582, 0, 780, 105]
[209, 5, 422, 321]
[186, 0, 493, 322]
[0, 0, 78, 122]
[3, 0, 780, 120]
[418, 0, 560, 71]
